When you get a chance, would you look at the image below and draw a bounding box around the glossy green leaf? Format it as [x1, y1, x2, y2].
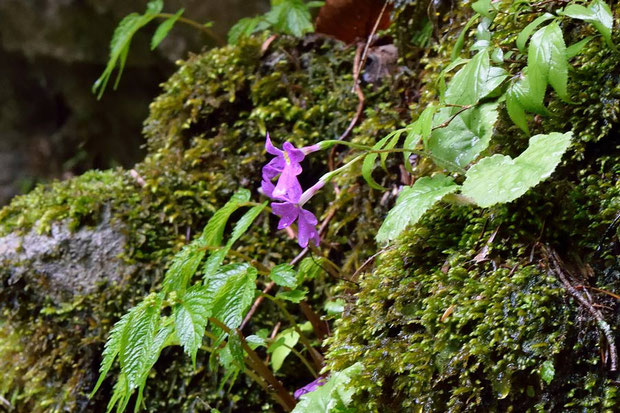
[204, 263, 251, 297]
[451, 13, 480, 61]
[540, 360, 555, 385]
[516, 13, 554, 52]
[444, 50, 508, 106]
[211, 266, 257, 341]
[462, 132, 572, 207]
[428, 102, 499, 170]
[403, 105, 436, 172]
[228, 16, 262, 44]
[175, 285, 211, 365]
[198, 189, 251, 247]
[245, 334, 268, 350]
[567, 36, 593, 58]
[506, 82, 530, 134]
[472, 0, 494, 19]
[203, 202, 266, 280]
[276, 288, 308, 303]
[269, 263, 298, 288]
[376, 175, 460, 243]
[528, 22, 569, 104]
[268, 328, 300, 372]
[151, 9, 184, 50]
[562, 0, 614, 48]
[509, 69, 548, 115]
[291, 363, 363, 413]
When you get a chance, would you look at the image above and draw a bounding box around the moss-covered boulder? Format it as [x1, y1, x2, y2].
[0, 28, 415, 411]
[0, 1, 619, 412]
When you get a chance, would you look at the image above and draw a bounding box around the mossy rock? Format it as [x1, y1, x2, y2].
[0, 28, 416, 411]
[1, 1, 619, 412]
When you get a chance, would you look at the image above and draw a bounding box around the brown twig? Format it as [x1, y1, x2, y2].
[432, 105, 473, 130]
[208, 317, 297, 411]
[240, 247, 310, 330]
[543, 246, 617, 371]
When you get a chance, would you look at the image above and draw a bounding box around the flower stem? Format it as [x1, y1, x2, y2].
[155, 13, 225, 45]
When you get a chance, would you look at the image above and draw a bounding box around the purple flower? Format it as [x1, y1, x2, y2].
[261, 134, 324, 248]
[262, 134, 320, 200]
[294, 376, 328, 399]
[272, 201, 320, 248]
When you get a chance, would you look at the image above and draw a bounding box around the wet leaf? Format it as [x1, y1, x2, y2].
[376, 175, 460, 243]
[462, 132, 572, 207]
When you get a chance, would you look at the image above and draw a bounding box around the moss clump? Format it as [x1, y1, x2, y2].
[327, 169, 620, 411]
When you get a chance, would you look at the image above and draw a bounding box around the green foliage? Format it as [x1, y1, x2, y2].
[228, 0, 323, 44]
[174, 285, 211, 365]
[540, 360, 555, 385]
[527, 22, 569, 104]
[376, 175, 459, 243]
[461, 132, 573, 207]
[93, 0, 163, 98]
[427, 102, 499, 170]
[291, 363, 362, 413]
[268, 328, 300, 372]
[151, 8, 184, 50]
[561, 0, 614, 48]
[269, 263, 299, 288]
[210, 266, 257, 341]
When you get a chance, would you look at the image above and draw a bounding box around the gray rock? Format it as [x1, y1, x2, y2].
[0, 206, 130, 303]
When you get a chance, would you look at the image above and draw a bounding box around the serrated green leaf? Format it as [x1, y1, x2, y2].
[229, 203, 267, 245]
[174, 285, 211, 366]
[228, 16, 262, 45]
[93, 1, 162, 99]
[276, 288, 308, 303]
[567, 36, 593, 58]
[297, 257, 324, 282]
[198, 189, 251, 247]
[444, 50, 508, 106]
[428, 101, 499, 170]
[516, 13, 554, 52]
[211, 266, 257, 341]
[204, 262, 251, 297]
[90, 309, 132, 397]
[376, 175, 459, 243]
[528, 22, 569, 104]
[268, 328, 300, 372]
[266, 0, 314, 38]
[151, 9, 184, 50]
[118, 299, 160, 389]
[462, 132, 572, 207]
[270, 263, 298, 288]
[203, 202, 266, 280]
[163, 244, 205, 294]
[164, 190, 251, 293]
[291, 363, 363, 413]
[562, 0, 614, 48]
[506, 82, 530, 134]
[540, 360, 555, 385]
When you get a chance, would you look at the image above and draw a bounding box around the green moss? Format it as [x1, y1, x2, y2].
[0, 170, 125, 236]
